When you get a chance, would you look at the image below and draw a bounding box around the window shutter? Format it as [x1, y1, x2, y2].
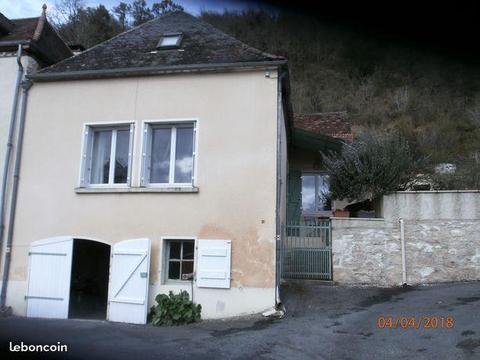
[80, 126, 93, 187]
[127, 124, 135, 185]
[196, 240, 231, 289]
[140, 123, 151, 186]
[287, 170, 302, 221]
[191, 122, 197, 186]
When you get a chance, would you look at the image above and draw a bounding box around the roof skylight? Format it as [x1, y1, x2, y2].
[157, 32, 183, 49]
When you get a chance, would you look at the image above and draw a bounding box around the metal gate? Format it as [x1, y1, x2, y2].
[280, 219, 332, 280]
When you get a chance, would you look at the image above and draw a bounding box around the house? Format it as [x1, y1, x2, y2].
[0, 6, 72, 314]
[1, 11, 290, 323]
[288, 112, 352, 221]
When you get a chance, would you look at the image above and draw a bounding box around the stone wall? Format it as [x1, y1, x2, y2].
[332, 191, 480, 286]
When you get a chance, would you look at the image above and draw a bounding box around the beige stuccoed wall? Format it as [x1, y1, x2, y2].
[6, 69, 280, 318]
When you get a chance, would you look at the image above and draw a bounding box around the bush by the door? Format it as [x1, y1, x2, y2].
[150, 291, 201, 326]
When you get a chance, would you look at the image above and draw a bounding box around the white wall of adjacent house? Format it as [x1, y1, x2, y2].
[0, 55, 19, 189]
[0, 55, 22, 282]
[0, 54, 39, 284]
[5, 69, 280, 320]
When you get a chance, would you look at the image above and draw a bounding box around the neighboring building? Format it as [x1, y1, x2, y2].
[288, 112, 352, 220]
[3, 11, 290, 323]
[0, 7, 72, 173]
[0, 6, 72, 313]
[294, 111, 353, 142]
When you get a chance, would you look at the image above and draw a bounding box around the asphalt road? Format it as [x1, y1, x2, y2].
[1, 281, 479, 359]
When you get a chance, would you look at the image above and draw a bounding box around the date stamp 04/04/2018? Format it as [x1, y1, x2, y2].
[377, 315, 455, 330]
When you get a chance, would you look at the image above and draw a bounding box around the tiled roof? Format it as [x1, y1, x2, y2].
[0, 10, 72, 65]
[37, 11, 284, 77]
[0, 17, 37, 42]
[293, 112, 353, 141]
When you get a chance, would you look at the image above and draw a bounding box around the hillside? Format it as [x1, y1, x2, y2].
[200, 10, 480, 167]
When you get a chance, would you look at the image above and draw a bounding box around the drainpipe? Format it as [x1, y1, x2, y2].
[0, 44, 24, 290]
[0, 79, 32, 308]
[274, 71, 285, 307]
[399, 218, 407, 285]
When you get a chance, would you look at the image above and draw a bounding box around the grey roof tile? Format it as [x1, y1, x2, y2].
[40, 11, 284, 75]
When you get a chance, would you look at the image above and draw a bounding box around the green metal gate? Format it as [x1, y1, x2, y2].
[280, 219, 332, 280]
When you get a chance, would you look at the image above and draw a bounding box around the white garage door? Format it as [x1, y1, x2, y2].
[108, 238, 151, 324]
[26, 237, 73, 319]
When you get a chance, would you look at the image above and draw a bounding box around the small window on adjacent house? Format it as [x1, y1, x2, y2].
[157, 32, 183, 49]
[165, 240, 195, 281]
[81, 124, 134, 187]
[141, 121, 196, 186]
[301, 173, 331, 214]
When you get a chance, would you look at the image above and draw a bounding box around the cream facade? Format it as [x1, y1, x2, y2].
[6, 69, 285, 319]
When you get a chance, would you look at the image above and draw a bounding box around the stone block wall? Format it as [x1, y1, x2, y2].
[332, 191, 480, 286]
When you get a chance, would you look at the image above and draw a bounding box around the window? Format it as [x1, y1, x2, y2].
[165, 240, 195, 281]
[157, 32, 183, 49]
[142, 121, 196, 186]
[80, 124, 134, 187]
[301, 173, 331, 214]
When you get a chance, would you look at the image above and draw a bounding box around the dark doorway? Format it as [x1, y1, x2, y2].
[69, 239, 110, 319]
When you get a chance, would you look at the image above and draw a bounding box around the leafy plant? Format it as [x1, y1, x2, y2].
[150, 291, 201, 326]
[322, 130, 421, 202]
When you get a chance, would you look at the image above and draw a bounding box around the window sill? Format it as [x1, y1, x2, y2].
[163, 280, 193, 286]
[75, 186, 199, 194]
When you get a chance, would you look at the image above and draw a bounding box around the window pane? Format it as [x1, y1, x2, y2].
[114, 129, 129, 184]
[150, 128, 171, 183]
[301, 175, 316, 213]
[168, 261, 180, 280]
[169, 241, 181, 259]
[160, 36, 180, 46]
[317, 175, 332, 211]
[182, 241, 194, 260]
[90, 130, 112, 184]
[181, 261, 194, 279]
[174, 127, 194, 183]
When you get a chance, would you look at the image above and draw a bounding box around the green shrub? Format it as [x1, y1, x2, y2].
[322, 130, 421, 202]
[150, 291, 201, 326]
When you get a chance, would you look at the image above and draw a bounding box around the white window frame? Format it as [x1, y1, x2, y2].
[160, 236, 197, 284]
[140, 119, 198, 188]
[79, 121, 135, 188]
[301, 172, 332, 217]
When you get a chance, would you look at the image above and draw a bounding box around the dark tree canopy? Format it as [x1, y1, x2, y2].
[52, 0, 184, 47]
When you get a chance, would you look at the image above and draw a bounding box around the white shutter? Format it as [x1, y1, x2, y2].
[108, 238, 151, 324]
[127, 123, 134, 185]
[196, 239, 231, 289]
[191, 122, 197, 186]
[79, 126, 93, 187]
[140, 124, 151, 186]
[26, 237, 73, 319]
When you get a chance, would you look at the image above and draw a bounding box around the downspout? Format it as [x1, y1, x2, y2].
[399, 218, 407, 285]
[0, 44, 24, 289]
[274, 71, 285, 307]
[0, 79, 32, 308]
